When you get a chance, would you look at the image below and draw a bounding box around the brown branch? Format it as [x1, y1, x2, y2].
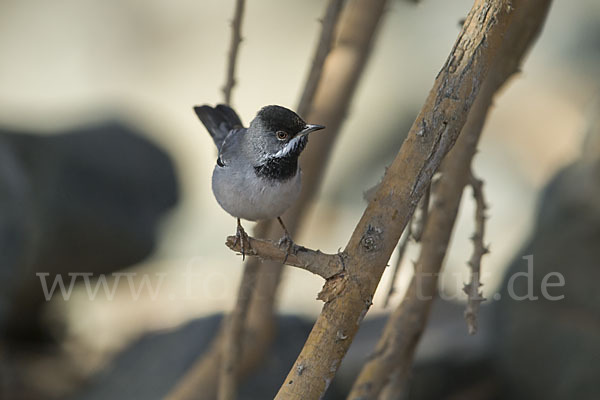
[275, 1, 553, 398]
[222, 0, 245, 105]
[225, 235, 345, 279]
[296, 0, 345, 117]
[349, 1, 552, 398]
[463, 174, 489, 335]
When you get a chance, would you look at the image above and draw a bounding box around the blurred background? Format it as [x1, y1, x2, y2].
[1, 0, 599, 399]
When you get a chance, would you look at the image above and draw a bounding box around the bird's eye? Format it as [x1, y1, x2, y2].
[276, 131, 289, 140]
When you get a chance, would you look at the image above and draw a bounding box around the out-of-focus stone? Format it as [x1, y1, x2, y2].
[0, 121, 179, 341]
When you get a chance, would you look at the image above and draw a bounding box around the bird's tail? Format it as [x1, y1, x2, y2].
[194, 104, 243, 149]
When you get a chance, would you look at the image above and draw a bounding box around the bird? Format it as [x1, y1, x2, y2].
[194, 104, 325, 260]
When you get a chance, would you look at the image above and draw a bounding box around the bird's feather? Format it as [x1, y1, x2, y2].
[194, 104, 243, 149]
[217, 127, 246, 166]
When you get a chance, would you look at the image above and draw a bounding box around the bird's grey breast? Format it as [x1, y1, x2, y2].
[212, 150, 301, 221]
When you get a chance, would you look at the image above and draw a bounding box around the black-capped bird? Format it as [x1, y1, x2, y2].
[194, 104, 325, 259]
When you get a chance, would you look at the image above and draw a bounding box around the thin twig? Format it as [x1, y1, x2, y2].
[296, 0, 345, 117]
[226, 235, 345, 279]
[463, 174, 489, 335]
[383, 221, 412, 308]
[222, 0, 245, 105]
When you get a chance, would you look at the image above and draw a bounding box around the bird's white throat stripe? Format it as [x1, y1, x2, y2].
[273, 135, 304, 158]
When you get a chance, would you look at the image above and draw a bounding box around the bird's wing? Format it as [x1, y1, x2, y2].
[216, 127, 245, 166]
[194, 104, 243, 149]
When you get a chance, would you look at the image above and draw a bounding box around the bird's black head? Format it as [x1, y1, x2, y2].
[247, 105, 324, 181]
[256, 105, 307, 136]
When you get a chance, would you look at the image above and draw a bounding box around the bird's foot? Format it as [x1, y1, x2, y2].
[277, 217, 295, 264]
[233, 218, 249, 260]
[278, 232, 295, 264]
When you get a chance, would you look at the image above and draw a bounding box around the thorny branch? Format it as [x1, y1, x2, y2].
[222, 0, 245, 105]
[463, 174, 489, 335]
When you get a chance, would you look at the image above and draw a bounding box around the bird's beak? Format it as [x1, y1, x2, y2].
[300, 124, 325, 136]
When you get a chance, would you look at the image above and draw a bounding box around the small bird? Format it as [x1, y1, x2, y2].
[194, 104, 325, 259]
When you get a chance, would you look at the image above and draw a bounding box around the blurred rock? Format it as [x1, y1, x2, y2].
[70, 315, 330, 400]
[70, 302, 494, 400]
[0, 135, 32, 341]
[0, 121, 179, 342]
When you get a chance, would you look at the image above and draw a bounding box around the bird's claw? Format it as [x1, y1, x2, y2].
[233, 219, 249, 260]
[278, 233, 294, 264]
[276, 216, 295, 264]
